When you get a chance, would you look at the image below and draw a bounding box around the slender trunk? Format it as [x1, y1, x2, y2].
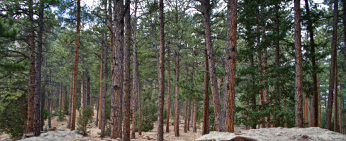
[339, 99, 342, 133]
[334, 62, 338, 132]
[131, 0, 139, 138]
[166, 48, 171, 133]
[81, 56, 85, 109]
[157, 0, 165, 140]
[69, 71, 73, 129]
[100, 0, 111, 136]
[27, 0, 36, 133]
[42, 56, 47, 130]
[184, 63, 188, 133]
[110, 0, 124, 138]
[200, 0, 222, 131]
[305, 0, 319, 127]
[193, 72, 197, 132]
[343, 0, 346, 133]
[294, 0, 303, 128]
[138, 80, 142, 135]
[174, 49, 180, 137]
[48, 72, 52, 128]
[304, 93, 308, 127]
[187, 100, 191, 131]
[325, 0, 338, 130]
[123, 3, 131, 140]
[202, 49, 210, 135]
[71, 0, 81, 130]
[273, 3, 280, 128]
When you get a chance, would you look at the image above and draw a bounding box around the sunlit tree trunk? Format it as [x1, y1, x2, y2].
[71, 0, 81, 130]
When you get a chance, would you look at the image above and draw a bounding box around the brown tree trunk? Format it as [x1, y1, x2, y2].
[157, 0, 165, 140]
[202, 49, 210, 135]
[223, 0, 237, 132]
[123, 3, 131, 140]
[187, 100, 191, 131]
[294, 0, 303, 128]
[304, 93, 308, 127]
[166, 48, 171, 133]
[69, 71, 73, 129]
[81, 56, 85, 109]
[71, 0, 81, 130]
[139, 80, 142, 135]
[325, 0, 338, 130]
[304, 0, 319, 127]
[27, 0, 36, 134]
[131, 0, 139, 138]
[110, 0, 124, 138]
[184, 63, 188, 133]
[193, 71, 198, 132]
[174, 49, 180, 137]
[200, 0, 222, 131]
[48, 73, 52, 128]
[334, 62, 338, 132]
[339, 99, 342, 133]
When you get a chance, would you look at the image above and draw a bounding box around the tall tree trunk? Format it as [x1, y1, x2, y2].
[339, 99, 342, 133]
[42, 56, 47, 130]
[334, 62, 338, 132]
[48, 72, 52, 128]
[294, 0, 303, 128]
[304, 93, 308, 127]
[27, 0, 36, 134]
[71, 0, 81, 130]
[123, 3, 131, 140]
[187, 100, 191, 131]
[166, 48, 171, 133]
[69, 71, 73, 129]
[100, 28, 108, 138]
[325, 0, 338, 130]
[184, 63, 188, 133]
[110, 0, 124, 138]
[200, 0, 222, 131]
[81, 56, 85, 109]
[273, 2, 280, 128]
[131, 0, 139, 138]
[157, 0, 165, 140]
[202, 49, 210, 135]
[33, 1, 44, 135]
[343, 0, 346, 134]
[138, 80, 142, 135]
[223, 0, 237, 132]
[305, 0, 319, 127]
[174, 49, 180, 137]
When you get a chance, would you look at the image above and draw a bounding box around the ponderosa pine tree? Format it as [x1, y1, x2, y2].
[71, 0, 81, 130]
[157, 0, 165, 140]
[294, 0, 303, 128]
[325, 0, 338, 130]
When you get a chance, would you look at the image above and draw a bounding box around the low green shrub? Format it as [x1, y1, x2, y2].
[77, 105, 94, 135]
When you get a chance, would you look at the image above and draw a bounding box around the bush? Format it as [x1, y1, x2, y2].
[140, 99, 157, 132]
[77, 105, 94, 135]
[56, 106, 65, 121]
[0, 92, 25, 139]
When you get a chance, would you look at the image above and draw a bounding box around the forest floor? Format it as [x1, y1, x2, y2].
[44, 109, 204, 141]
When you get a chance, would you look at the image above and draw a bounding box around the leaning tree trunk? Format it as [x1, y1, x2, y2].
[294, 0, 303, 128]
[200, 0, 222, 131]
[325, 0, 338, 130]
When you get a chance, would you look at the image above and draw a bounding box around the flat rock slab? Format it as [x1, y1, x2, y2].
[196, 127, 346, 141]
[19, 131, 121, 141]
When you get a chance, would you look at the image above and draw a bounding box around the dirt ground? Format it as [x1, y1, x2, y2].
[44, 108, 203, 141]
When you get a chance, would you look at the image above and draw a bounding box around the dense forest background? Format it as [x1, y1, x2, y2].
[0, 0, 345, 140]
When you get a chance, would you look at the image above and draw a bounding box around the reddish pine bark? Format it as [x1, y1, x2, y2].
[325, 0, 338, 130]
[123, 3, 131, 140]
[294, 0, 303, 128]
